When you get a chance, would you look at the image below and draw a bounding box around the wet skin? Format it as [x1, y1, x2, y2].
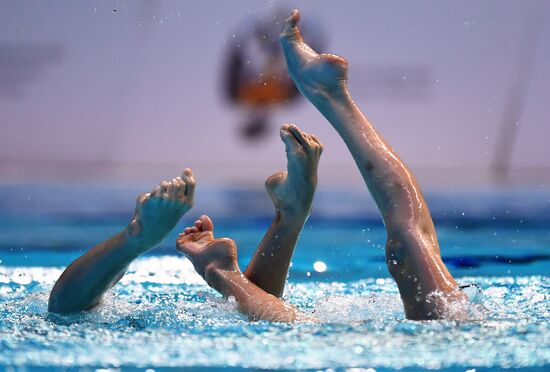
[279, 10, 467, 320]
[177, 215, 301, 323]
[244, 124, 323, 297]
[48, 169, 196, 313]
[176, 123, 322, 322]
[48, 9, 466, 320]
[47, 121, 321, 317]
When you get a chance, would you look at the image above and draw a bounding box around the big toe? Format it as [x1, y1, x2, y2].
[199, 215, 214, 232]
[280, 9, 302, 43]
[285, 9, 300, 27]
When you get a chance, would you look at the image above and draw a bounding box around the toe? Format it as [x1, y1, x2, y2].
[287, 9, 300, 27]
[303, 133, 314, 147]
[181, 168, 196, 199]
[308, 133, 322, 146]
[280, 125, 302, 153]
[303, 132, 323, 155]
[280, 9, 301, 42]
[199, 215, 214, 232]
[160, 181, 169, 196]
[150, 185, 161, 198]
[288, 124, 309, 149]
[169, 179, 179, 199]
[310, 134, 324, 155]
[176, 177, 187, 199]
[194, 219, 202, 229]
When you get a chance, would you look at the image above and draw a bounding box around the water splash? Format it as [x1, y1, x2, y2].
[0, 257, 548, 369]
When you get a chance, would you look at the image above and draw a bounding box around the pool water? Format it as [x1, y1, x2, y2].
[0, 187, 549, 370]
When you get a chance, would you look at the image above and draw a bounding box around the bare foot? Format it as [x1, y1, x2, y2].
[177, 216, 303, 323]
[176, 215, 238, 281]
[265, 124, 323, 218]
[280, 9, 348, 102]
[127, 168, 196, 251]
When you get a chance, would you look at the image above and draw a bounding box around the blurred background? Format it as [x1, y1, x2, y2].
[1, 0, 549, 222]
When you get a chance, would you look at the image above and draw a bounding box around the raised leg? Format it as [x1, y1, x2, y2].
[280, 10, 467, 320]
[244, 124, 323, 297]
[48, 169, 196, 313]
[176, 216, 302, 322]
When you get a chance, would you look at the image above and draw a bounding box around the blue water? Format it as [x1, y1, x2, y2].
[0, 186, 549, 370]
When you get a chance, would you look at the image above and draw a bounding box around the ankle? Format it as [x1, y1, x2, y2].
[123, 219, 151, 253]
[278, 209, 310, 227]
[205, 266, 243, 295]
[307, 82, 349, 106]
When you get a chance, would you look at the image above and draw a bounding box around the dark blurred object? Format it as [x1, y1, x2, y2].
[241, 113, 270, 140]
[223, 9, 324, 141]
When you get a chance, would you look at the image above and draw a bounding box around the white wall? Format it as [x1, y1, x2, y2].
[1, 0, 549, 189]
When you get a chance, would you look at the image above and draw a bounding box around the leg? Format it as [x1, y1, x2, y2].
[280, 10, 466, 320]
[48, 169, 196, 313]
[176, 216, 303, 323]
[244, 124, 323, 297]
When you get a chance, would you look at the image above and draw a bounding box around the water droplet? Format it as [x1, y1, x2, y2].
[313, 261, 327, 273]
